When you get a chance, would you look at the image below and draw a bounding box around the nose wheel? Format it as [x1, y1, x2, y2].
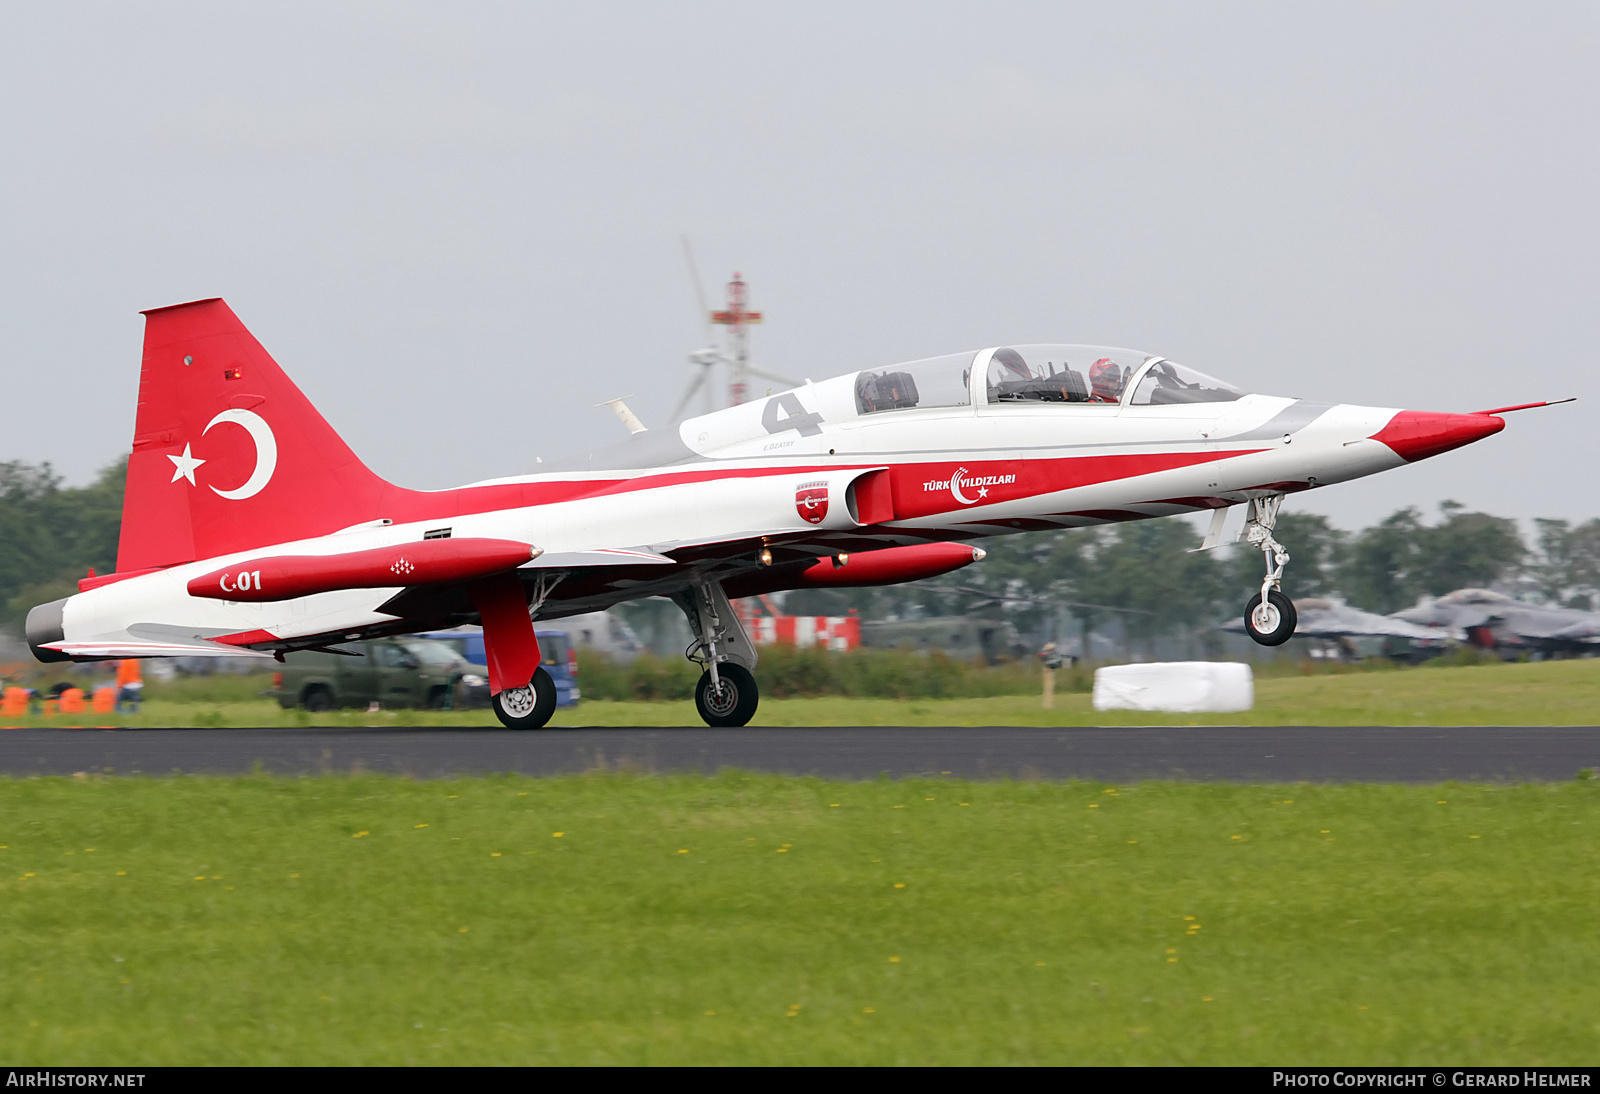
[695, 663, 759, 727]
[1245, 589, 1297, 646]
[1241, 494, 1298, 647]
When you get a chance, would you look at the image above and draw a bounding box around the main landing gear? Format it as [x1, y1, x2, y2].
[1242, 495, 1298, 646]
[673, 580, 761, 727]
[492, 668, 558, 729]
[472, 571, 559, 730]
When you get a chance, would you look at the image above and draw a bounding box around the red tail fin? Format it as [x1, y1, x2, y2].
[119, 299, 395, 571]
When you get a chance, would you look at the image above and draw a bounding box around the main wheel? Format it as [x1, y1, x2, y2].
[695, 664, 759, 727]
[491, 667, 558, 729]
[1244, 589, 1298, 646]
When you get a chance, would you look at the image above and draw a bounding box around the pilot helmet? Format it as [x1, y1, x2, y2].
[1089, 358, 1121, 399]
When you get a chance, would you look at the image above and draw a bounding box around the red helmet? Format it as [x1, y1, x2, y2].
[1089, 358, 1120, 399]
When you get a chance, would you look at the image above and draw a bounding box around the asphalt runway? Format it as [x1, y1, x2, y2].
[1, 725, 1598, 782]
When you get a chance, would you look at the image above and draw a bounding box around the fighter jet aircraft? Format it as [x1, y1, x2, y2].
[1391, 588, 1600, 655]
[25, 300, 1564, 727]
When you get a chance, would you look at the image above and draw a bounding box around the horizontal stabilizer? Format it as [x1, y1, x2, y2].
[39, 640, 273, 660]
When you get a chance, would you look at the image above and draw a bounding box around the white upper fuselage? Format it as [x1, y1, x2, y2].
[47, 345, 1410, 658]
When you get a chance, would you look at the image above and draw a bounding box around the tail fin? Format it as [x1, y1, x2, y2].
[119, 299, 394, 571]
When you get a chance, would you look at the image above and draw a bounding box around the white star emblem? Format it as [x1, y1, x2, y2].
[168, 443, 206, 486]
[977, 486, 989, 498]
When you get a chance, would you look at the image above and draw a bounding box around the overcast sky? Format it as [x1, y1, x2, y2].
[1, 2, 1594, 535]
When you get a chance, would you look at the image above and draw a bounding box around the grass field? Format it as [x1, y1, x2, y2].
[1, 772, 1597, 1065]
[4, 656, 1599, 728]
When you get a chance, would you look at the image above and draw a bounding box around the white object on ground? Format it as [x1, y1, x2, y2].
[1092, 661, 1254, 713]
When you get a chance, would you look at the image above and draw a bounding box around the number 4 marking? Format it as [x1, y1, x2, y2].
[761, 393, 825, 437]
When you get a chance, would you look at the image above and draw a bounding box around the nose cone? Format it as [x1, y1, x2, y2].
[1371, 410, 1505, 463]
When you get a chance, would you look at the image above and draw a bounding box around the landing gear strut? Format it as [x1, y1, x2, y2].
[1242, 495, 1297, 646]
[472, 571, 558, 729]
[673, 580, 760, 727]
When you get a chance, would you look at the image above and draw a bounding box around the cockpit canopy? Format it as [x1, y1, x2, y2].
[853, 344, 1245, 415]
[986, 346, 1145, 404]
[1129, 358, 1247, 405]
[854, 351, 974, 414]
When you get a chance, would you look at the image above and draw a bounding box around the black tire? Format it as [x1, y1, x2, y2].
[491, 667, 557, 729]
[302, 687, 334, 713]
[1244, 590, 1298, 646]
[426, 685, 451, 711]
[694, 664, 759, 727]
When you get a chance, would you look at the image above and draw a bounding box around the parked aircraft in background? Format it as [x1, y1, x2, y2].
[1392, 589, 1600, 655]
[26, 300, 1561, 727]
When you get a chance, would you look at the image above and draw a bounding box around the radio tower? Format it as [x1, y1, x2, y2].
[711, 272, 762, 407]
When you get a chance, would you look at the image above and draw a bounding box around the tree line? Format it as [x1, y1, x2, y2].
[1, 456, 1595, 647]
[0, 459, 124, 631]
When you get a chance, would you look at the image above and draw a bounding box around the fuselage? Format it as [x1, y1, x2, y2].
[31, 342, 1503, 661]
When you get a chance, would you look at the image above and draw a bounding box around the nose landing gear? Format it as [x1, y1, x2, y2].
[1242, 495, 1298, 646]
[673, 580, 761, 727]
[695, 662, 759, 727]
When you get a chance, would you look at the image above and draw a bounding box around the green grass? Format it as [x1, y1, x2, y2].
[5, 657, 1600, 727]
[1, 773, 1597, 1064]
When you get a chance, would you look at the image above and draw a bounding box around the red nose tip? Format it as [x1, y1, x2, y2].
[1371, 411, 1505, 463]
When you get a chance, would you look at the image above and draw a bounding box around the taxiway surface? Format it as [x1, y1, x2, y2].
[1, 726, 1597, 782]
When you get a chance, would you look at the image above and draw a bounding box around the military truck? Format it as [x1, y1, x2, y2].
[269, 636, 483, 712]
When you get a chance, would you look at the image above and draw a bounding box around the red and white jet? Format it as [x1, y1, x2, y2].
[27, 300, 1563, 727]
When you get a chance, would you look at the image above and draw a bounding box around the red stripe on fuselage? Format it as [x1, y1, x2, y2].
[312, 447, 1264, 531]
[886, 449, 1260, 520]
[176, 447, 1271, 572]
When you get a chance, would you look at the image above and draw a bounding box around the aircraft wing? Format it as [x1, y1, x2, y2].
[520, 548, 675, 569]
[1299, 607, 1460, 640]
[1390, 604, 1493, 630]
[1549, 618, 1600, 641]
[1508, 608, 1600, 641]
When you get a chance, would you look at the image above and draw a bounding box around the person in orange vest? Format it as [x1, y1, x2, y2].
[1, 686, 29, 717]
[116, 659, 144, 713]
